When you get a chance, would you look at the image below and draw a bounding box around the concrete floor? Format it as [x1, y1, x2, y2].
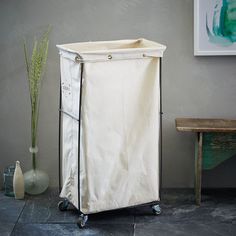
[1, 189, 236, 236]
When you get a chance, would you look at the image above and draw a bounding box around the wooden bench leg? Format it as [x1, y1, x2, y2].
[195, 132, 203, 206]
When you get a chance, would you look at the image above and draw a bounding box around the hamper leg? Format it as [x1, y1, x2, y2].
[77, 213, 88, 228]
[152, 204, 161, 215]
[58, 199, 69, 211]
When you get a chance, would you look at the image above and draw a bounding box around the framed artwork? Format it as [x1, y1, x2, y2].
[194, 0, 236, 56]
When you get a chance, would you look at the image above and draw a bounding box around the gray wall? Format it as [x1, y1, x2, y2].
[1, 0, 236, 189]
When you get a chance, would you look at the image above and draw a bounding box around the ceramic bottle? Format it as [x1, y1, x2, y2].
[13, 161, 25, 199]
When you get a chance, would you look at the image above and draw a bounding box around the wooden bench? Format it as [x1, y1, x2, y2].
[175, 118, 236, 205]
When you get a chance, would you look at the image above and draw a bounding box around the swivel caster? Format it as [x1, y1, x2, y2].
[58, 199, 69, 211]
[77, 214, 88, 228]
[152, 204, 161, 215]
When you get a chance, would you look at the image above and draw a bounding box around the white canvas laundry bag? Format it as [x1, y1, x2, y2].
[57, 39, 166, 214]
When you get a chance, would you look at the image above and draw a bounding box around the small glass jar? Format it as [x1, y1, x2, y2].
[3, 165, 15, 197]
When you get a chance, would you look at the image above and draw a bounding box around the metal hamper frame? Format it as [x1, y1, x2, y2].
[58, 56, 163, 228]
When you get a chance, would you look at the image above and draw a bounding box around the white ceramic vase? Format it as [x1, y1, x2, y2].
[13, 161, 25, 199]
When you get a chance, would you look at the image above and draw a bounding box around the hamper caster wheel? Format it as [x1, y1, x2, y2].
[58, 199, 69, 211]
[77, 214, 88, 228]
[152, 204, 161, 215]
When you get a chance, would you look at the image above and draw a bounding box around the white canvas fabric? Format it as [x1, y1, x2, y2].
[57, 39, 166, 214]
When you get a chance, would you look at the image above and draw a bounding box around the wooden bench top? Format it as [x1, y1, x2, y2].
[175, 118, 236, 132]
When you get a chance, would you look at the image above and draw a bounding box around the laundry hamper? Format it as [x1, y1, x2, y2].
[57, 39, 166, 228]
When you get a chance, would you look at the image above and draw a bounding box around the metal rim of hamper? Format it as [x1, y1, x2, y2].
[58, 45, 163, 228]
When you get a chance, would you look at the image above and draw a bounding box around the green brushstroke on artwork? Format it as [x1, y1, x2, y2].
[206, 0, 236, 46]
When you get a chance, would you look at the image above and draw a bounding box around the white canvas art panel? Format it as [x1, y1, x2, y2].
[194, 0, 236, 56]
